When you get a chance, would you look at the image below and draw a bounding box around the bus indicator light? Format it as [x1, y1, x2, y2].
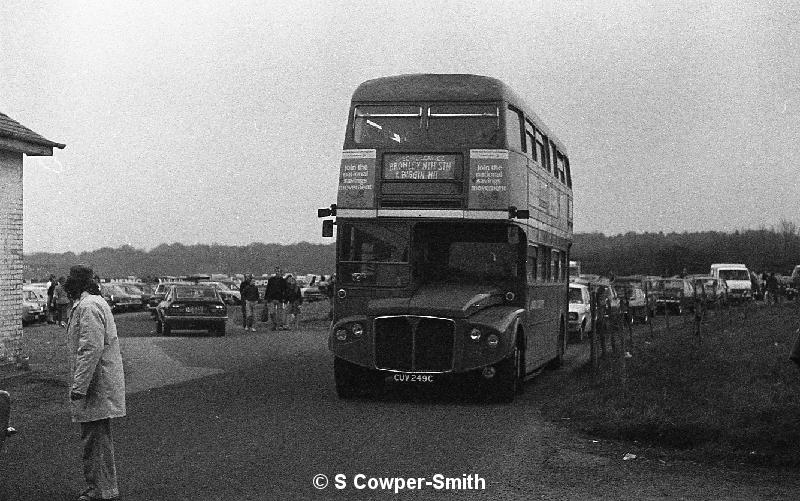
[469, 328, 482, 342]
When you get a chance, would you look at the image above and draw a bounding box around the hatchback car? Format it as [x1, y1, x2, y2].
[155, 284, 227, 336]
[650, 278, 694, 315]
[21, 287, 47, 325]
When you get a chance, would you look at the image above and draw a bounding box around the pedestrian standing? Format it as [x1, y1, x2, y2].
[264, 267, 287, 330]
[239, 274, 260, 332]
[46, 274, 57, 324]
[53, 276, 70, 327]
[64, 265, 126, 501]
[283, 274, 303, 330]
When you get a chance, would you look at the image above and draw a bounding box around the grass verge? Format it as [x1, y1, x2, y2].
[539, 301, 800, 466]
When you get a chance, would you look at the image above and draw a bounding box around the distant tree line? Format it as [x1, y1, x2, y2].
[23, 221, 800, 281]
[23, 242, 336, 281]
[573, 220, 800, 277]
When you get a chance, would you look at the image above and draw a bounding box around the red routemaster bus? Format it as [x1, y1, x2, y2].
[319, 74, 573, 402]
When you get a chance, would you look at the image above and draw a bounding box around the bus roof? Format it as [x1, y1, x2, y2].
[351, 74, 567, 153]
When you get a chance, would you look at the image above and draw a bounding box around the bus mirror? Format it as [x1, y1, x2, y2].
[322, 220, 334, 237]
[508, 207, 530, 219]
[318, 204, 337, 218]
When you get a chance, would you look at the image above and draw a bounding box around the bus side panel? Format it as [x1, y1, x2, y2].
[524, 282, 566, 371]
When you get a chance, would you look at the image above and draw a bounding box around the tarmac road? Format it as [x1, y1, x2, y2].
[2, 316, 799, 500]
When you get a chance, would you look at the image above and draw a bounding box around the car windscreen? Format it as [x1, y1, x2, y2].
[174, 287, 218, 300]
[719, 270, 749, 281]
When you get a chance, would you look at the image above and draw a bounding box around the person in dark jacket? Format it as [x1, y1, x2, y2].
[239, 274, 260, 331]
[283, 274, 303, 330]
[264, 267, 287, 330]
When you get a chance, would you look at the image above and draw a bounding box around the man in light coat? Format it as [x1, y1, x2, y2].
[65, 265, 126, 501]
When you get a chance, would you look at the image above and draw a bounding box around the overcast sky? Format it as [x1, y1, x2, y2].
[2, 0, 798, 253]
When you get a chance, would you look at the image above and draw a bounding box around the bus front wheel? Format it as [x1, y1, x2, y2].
[489, 349, 519, 403]
[334, 357, 383, 399]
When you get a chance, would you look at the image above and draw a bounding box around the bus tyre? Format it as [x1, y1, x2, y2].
[490, 348, 519, 403]
[334, 357, 383, 399]
[548, 320, 567, 369]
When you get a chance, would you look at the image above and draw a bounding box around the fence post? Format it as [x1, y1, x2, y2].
[590, 289, 599, 372]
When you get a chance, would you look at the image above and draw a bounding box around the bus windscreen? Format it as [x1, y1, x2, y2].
[353, 104, 499, 147]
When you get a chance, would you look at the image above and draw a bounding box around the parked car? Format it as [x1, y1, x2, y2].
[612, 276, 654, 324]
[590, 280, 622, 331]
[688, 276, 728, 309]
[297, 274, 327, 302]
[21, 287, 47, 324]
[650, 278, 694, 315]
[154, 284, 227, 336]
[100, 284, 138, 313]
[568, 283, 592, 341]
[118, 284, 146, 311]
[148, 281, 191, 315]
[205, 281, 241, 305]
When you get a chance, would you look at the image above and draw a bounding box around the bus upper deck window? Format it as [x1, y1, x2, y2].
[428, 104, 499, 146]
[353, 105, 422, 146]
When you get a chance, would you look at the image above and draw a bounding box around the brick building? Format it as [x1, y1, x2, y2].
[0, 112, 64, 363]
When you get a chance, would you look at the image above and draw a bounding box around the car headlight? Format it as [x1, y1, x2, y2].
[335, 328, 348, 341]
[568, 312, 578, 321]
[486, 334, 500, 349]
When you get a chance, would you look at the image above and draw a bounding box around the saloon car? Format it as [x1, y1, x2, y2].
[154, 284, 227, 336]
[100, 284, 138, 313]
[205, 281, 241, 305]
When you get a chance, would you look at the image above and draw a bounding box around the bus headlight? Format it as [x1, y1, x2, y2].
[351, 323, 364, 337]
[486, 334, 500, 349]
[335, 328, 348, 341]
[469, 328, 482, 342]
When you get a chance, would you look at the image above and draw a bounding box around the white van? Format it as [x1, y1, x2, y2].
[710, 263, 752, 302]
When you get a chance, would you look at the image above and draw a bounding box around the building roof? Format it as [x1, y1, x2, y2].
[0, 111, 65, 153]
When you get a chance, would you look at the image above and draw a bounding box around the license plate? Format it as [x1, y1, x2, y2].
[389, 373, 435, 383]
[187, 306, 205, 314]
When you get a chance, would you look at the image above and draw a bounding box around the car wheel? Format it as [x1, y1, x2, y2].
[548, 319, 567, 369]
[641, 309, 649, 324]
[162, 321, 172, 336]
[578, 323, 586, 342]
[155, 319, 163, 335]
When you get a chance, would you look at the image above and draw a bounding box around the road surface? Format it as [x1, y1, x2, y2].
[2, 315, 798, 500]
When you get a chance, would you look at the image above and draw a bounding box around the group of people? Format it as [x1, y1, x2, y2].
[45, 274, 71, 326]
[239, 267, 303, 331]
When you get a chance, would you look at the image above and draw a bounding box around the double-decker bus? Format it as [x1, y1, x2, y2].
[319, 74, 573, 402]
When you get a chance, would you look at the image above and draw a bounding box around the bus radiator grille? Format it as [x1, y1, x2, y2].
[374, 316, 454, 372]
